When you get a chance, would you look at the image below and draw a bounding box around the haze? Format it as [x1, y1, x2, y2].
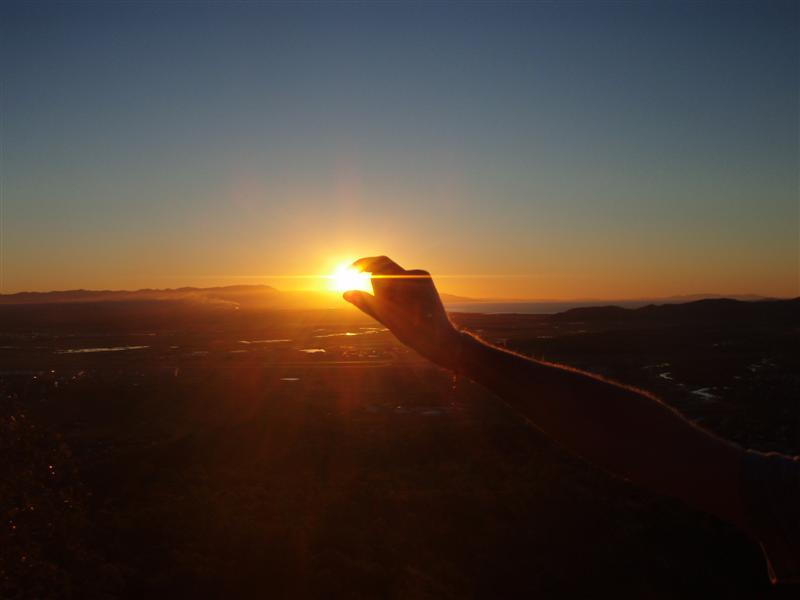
[1, 1, 797, 299]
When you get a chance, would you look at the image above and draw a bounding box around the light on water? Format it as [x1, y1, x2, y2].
[56, 346, 150, 354]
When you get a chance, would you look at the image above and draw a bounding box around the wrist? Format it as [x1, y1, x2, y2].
[441, 328, 480, 374]
[415, 325, 466, 371]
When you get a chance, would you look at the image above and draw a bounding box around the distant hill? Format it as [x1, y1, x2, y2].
[0, 285, 484, 311]
[0, 285, 792, 317]
[654, 293, 772, 303]
[444, 293, 776, 314]
[0, 285, 278, 306]
[553, 297, 800, 324]
[0, 285, 356, 310]
[0, 286, 795, 333]
[438, 293, 477, 304]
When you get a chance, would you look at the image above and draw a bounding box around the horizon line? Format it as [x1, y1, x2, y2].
[0, 283, 792, 305]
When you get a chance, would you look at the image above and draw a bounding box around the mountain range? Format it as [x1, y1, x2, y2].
[0, 285, 779, 312]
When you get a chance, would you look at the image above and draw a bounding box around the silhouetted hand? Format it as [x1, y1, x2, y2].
[343, 256, 461, 368]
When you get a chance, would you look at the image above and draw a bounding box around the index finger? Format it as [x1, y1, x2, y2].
[351, 255, 405, 275]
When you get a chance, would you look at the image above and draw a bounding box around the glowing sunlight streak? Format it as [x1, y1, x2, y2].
[191, 271, 540, 295]
[329, 263, 373, 294]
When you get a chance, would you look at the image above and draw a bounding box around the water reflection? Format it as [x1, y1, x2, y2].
[56, 346, 149, 354]
[314, 328, 387, 338]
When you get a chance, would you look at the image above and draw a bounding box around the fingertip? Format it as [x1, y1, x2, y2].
[342, 289, 381, 322]
[350, 257, 369, 270]
[352, 255, 403, 274]
[343, 290, 369, 309]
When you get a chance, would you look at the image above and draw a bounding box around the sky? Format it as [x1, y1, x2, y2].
[1, 1, 797, 299]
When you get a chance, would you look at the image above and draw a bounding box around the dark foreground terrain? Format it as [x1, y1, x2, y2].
[1, 298, 798, 598]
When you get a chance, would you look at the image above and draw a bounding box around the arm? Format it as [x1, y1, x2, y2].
[344, 256, 748, 532]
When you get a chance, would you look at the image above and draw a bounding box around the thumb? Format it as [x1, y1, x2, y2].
[343, 290, 382, 323]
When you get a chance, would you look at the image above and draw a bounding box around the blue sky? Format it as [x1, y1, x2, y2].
[1, 1, 797, 298]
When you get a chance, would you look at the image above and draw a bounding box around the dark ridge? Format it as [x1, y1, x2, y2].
[553, 297, 800, 324]
[0, 285, 279, 305]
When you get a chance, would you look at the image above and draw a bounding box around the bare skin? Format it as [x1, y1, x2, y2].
[344, 256, 750, 535]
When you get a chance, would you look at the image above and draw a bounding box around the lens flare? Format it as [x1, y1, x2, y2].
[330, 263, 372, 294]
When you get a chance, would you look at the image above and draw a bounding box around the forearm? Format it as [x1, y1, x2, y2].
[450, 330, 747, 529]
[342, 255, 749, 530]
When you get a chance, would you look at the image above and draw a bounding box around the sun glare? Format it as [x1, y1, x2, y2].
[330, 263, 373, 294]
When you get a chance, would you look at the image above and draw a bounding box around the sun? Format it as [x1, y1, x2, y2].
[329, 262, 373, 294]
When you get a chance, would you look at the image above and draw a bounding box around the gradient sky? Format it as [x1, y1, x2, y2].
[1, 1, 797, 299]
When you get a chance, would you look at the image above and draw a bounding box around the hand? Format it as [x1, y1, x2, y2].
[343, 256, 461, 368]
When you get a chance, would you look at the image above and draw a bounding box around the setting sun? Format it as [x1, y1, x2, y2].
[329, 263, 373, 294]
